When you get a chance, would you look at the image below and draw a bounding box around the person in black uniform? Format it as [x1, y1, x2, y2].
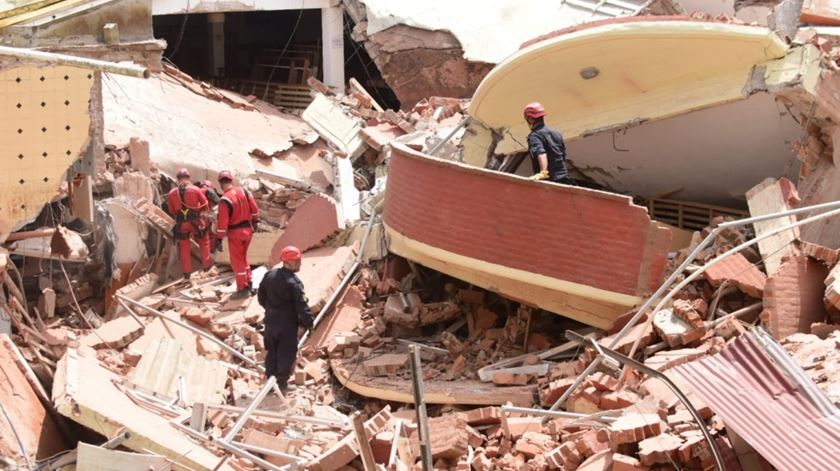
[257, 245, 313, 392]
[523, 102, 572, 185]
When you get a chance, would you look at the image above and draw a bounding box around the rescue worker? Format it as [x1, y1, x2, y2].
[165, 168, 212, 277]
[523, 102, 571, 184]
[198, 180, 221, 208]
[215, 170, 260, 297]
[257, 245, 313, 392]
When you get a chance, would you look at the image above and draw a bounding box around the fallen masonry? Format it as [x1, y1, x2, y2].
[6, 5, 840, 469]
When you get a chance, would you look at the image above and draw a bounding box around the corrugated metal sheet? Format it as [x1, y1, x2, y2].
[672, 330, 840, 471]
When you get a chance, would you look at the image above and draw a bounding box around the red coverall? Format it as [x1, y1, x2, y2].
[216, 186, 260, 291]
[166, 183, 211, 275]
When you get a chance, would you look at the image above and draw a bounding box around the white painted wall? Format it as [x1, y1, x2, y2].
[677, 0, 735, 16]
[358, 0, 647, 63]
[564, 93, 801, 207]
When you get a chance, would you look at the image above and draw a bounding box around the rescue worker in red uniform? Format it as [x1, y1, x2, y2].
[165, 168, 212, 276]
[215, 170, 260, 297]
[198, 180, 221, 208]
[258, 245, 313, 392]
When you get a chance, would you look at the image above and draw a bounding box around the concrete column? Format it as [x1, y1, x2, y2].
[321, 6, 345, 89]
[208, 13, 225, 77]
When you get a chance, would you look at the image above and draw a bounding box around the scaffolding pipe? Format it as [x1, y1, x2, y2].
[624, 205, 840, 362]
[0, 45, 150, 78]
[566, 330, 724, 471]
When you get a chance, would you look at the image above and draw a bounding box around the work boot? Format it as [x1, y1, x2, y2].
[246, 282, 257, 296]
[230, 289, 249, 300]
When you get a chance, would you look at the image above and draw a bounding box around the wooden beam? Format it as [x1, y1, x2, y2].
[409, 345, 433, 471]
[351, 412, 377, 471]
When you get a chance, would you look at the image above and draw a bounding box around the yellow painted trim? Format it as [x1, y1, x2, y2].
[466, 20, 789, 158]
[384, 222, 637, 306]
[383, 222, 638, 329]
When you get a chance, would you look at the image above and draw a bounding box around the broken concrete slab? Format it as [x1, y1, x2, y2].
[302, 93, 366, 159]
[130, 338, 228, 405]
[109, 273, 158, 319]
[746, 177, 800, 275]
[761, 255, 829, 339]
[296, 245, 358, 314]
[307, 285, 364, 350]
[703, 252, 766, 298]
[53, 347, 234, 470]
[76, 441, 170, 471]
[801, 0, 840, 25]
[80, 315, 144, 349]
[269, 194, 343, 266]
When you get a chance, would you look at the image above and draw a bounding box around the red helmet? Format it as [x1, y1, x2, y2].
[199, 180, 213, 189]
[218, 170, 233, 182]
[280, 246, 302, 263]
[523, 102, 545, 119]
[176, 168, 191, 179]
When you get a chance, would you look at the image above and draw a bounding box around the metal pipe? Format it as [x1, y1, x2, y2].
[115, 297, 147, 330]
[297, 261, 361, 347]
[115, 293, 261, 370]
[566, 330, 725, 471]
[101, 431, 131, 449]
[204, 403, 350, 429]
[503, 406, 617, 423]
[409, 345, 434, 471]
[0, 45, 150, 78]
[224, 376, 277, 444]
[608, 228, 719, 349]
[231, 440, 303, 463]
[625, 206, 840, 362]
[428, 117, 470, 156]
[208, 435, 286, 471]
[717, 199, 840, 228]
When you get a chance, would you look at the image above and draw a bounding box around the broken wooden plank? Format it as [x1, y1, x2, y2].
[746, 177, 800, 275]
[75, 441, 170, 471]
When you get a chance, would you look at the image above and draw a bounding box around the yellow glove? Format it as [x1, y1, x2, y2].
[529, 170, 549, 181]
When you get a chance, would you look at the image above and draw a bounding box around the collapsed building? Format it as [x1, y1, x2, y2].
[1, 0, 840, 470]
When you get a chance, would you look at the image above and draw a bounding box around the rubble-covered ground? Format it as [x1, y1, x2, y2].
[5, 3, 840, 470]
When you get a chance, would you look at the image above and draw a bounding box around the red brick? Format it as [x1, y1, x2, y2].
[671, 299, 707, 329]
[492, 371, 532, 386]
[308, 408, 392, 471]
[703, 252, 766, 298]
[540, 377, 575, 406]
[799, 240, 839, 265]
[513, 432, 555, 458]
[586, 372, 619, 392]
[464, 406, 502, 426]
[801, 0, 840, 25]
[761, 255, 829, 339]
[382, 145, 671, 300]
[359, 121, 405, 151]
[573, 429, 609, 457]
[269, 194, 341, 265]
[419, 415, 469, 460]
[612, 453, 649, 471]
[608, 414, 664, 445]
[638, 433, 683, 466]
[363, 353, 408, 377]
[546, 441, 583, 469]
[600, 388, 642, 410]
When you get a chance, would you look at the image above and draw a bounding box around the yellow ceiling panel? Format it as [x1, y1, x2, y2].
[468, 20, 789, 156]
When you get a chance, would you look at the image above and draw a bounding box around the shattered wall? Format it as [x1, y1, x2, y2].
[1, 0, 154, 47]
[0, 63, 94, 242]
[342, 0, 681, 108]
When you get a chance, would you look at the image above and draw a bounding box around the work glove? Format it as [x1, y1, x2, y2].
[529, 170, 549, 181]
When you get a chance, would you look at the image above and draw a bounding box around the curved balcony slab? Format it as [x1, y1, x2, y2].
[383, 144, 671, 329]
